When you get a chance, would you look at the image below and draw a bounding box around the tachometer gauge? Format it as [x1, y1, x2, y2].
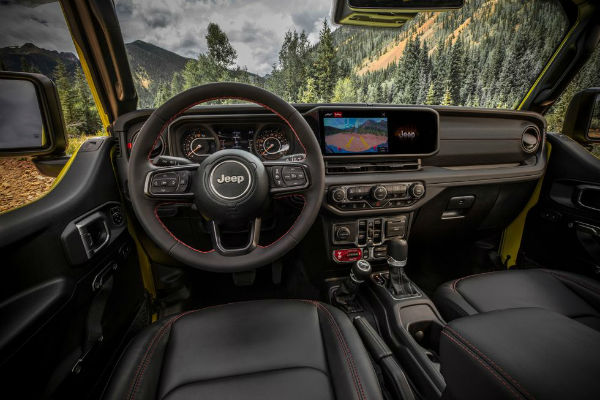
[182, 129, 219, 162]
[254, 128, 290, 160]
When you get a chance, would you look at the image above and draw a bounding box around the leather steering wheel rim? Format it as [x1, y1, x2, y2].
[128, 83, 325, 272]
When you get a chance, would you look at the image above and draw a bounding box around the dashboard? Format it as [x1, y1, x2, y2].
[125, 106, 442, 162]
[116, 103, 547, 266]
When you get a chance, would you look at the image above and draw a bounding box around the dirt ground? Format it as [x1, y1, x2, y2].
[0, 158, 55, 213]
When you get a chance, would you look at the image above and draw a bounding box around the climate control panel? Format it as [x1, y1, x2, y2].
[328, 182, 425, 211]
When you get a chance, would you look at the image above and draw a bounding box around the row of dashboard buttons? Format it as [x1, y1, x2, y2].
[330, 182, 425, 210]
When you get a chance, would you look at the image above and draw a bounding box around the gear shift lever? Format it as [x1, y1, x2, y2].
[387, 238, 418, 298]
[333, 260, 372, 311]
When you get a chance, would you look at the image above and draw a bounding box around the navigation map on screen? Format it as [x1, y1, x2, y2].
[324, 115, 388, 154]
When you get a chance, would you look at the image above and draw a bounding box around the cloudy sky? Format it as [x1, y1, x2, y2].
[0, 0, 334, 75]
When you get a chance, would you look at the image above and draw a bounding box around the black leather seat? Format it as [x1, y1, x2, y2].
[103, 300, 383, 400]
[433, 268, 600, 331]
[440, 307, 600, 400]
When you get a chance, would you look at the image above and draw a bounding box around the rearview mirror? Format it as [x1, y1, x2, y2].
[563, 88, 600, 144]
[332, 0, 464, 27]
[0, 71, 67, 157]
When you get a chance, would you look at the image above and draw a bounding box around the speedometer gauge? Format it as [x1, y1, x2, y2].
[254, 128, 290, 160]
[182, 129, 219, 162]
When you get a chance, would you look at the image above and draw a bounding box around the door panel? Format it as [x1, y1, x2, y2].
[521, 133, 600, 276]
[0, 137, 146, 399]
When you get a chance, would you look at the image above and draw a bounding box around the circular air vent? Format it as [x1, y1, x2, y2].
[521, 126, 541, 154]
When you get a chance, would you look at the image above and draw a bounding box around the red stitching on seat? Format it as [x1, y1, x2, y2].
[441, 330, 525, 400]
[444, 327, 535, 400]
[451, 270, 498, 291]
[127, 305, 226, 400]
[304, 300, 367, 400]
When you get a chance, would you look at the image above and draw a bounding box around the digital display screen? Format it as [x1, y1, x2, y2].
[323, 112, 388, 154]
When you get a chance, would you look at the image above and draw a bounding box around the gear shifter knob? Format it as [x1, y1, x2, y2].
[351, 259, 372, 283]
[387, 238, 408, 264]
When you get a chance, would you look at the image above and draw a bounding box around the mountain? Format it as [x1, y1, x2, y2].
[0, 43, 80, 79]
[125, 40, 192, 88]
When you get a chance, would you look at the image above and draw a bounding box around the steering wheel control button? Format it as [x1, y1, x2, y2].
[333, 248, 363, 263]
[209, 160, 252, 200]
[282, 165, 306, 186]
[151, 172, 180, 194]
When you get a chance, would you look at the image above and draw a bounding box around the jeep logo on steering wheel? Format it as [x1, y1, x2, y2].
[209, 160, 252, 200]
[216, 174, 245, 184]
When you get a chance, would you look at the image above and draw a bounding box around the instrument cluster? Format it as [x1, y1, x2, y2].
[173, 122, 294, 162]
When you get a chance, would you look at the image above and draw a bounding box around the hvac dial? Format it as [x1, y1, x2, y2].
[254, 127, 290, 160]
[182, 129, 219, 162]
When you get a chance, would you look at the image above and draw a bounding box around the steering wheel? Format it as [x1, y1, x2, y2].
[128, 83, 325, 272]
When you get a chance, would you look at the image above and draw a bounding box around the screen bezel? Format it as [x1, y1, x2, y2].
[316, 106, 440, 159]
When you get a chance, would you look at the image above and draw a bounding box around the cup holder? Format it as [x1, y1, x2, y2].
[407, 320, 443, 363]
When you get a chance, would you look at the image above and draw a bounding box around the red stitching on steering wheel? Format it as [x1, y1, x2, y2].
[140, 91, 313, 259]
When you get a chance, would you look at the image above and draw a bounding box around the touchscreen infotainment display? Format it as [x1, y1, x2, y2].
[323, 112, 388, 154]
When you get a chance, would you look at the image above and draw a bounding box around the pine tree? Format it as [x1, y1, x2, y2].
[312, 19, 337, 102]
[73, 67, 101, 134]
[425, 82, 437, 105]
[442, 88, 453, 106]
[54, 61, 78, 135]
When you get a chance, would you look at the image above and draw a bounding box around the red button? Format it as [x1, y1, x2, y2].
[333, 248, 362, 262]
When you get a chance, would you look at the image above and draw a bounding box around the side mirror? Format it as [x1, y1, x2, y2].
[0, 71, 67, 157]
[563, 87, 600, 144]
[332, 0, 464, 27]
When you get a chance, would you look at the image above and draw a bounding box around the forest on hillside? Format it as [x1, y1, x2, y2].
[8, 0, 598, 145]
[133, 0, 598, 133]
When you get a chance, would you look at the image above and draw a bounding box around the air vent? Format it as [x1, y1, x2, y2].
[521, 126, 541, 154]
[326, 160, 420, 175]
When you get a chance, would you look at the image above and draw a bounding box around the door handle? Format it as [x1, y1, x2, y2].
[575, 185, 600, 212]
[75, 212, 111, 259]
[571, 221, 600, 239]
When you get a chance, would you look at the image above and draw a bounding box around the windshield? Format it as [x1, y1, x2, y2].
[114, 0, 569, 109]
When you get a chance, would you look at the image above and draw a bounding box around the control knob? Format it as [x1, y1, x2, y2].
[331, 188, 346, 203]
[371, 185, 388, 201]
[335, 226, 352, 241]
[409, 183, 425, 198]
